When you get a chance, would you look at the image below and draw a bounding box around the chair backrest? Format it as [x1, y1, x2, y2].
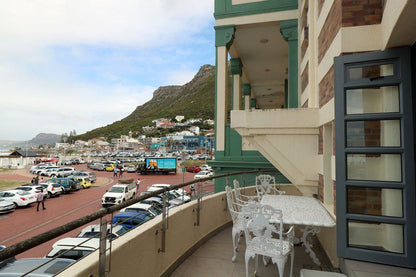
[255, 174, 276, 197]
[244, 204, 285, 254]
[233, 179, 243, 200]
[226, 185, 257, 223]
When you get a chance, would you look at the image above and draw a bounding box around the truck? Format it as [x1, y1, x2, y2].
[101, 178, 136, 207]
[138, 157, 177, 175]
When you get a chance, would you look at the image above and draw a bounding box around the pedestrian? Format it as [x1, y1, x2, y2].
[119, 168, 123, 177]
[31, 177, 35, 185]
[114, 167, 118, 177]
[40, 177, 44, 183]
[136, 178, 141, 191]
[190, 183, 195, 197]
[36, 189, 45, 211]
[34, 175, 39, 185]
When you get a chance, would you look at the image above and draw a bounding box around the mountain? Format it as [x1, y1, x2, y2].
[75, 64, 216, 141]
[0, 133, 61, 151]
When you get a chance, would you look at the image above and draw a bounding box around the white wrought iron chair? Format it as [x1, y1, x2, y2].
[233, 179, 261, 204]
[225, 185, 258, 262]
[244, 205, 294, 277]
[255, 174, 285, 198]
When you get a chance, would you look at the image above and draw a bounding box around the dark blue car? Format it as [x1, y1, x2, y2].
[112, 211, 153, 230]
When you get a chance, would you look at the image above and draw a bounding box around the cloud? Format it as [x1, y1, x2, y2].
[0, 0, 214, 141]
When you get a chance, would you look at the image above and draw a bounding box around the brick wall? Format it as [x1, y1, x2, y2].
[301, 63, 309, 93]
[318, 0, 341, 63]
[319, 66, 334, 108]
[347, 187, 382, 215]
[342, 0, 383, 27]
[318, 174, 324, 202]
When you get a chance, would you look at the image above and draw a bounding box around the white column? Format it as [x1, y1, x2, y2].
[216, 46, 228, 152]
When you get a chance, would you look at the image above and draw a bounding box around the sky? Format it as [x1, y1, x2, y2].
[0, 0, 215, 141]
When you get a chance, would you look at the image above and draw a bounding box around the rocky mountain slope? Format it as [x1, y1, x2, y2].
[76, 64, 216, 140]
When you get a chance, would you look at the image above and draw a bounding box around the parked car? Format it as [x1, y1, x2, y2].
[15, 185, 47, 198]
[45, 177, 80, 193]
[0, 190, 36, 207]
[73, 171, 97, 183]
[199, 164, 212, 172]
[120, 203, 162, 216]
[74, 177, 91, 189]
[0, 197, 16, 214]
[101, 180, 136, 207]
[105, 164, 115, 172]
[38, 182, 63, 198]
[112, 211, 153, 230]
[194, 170, 214, 180]
[77, 224, 128, 240]
[186, 166, 201, 173]
[126, 164, 137, 173]
[56, 167, 75, 178]
[0, 258, 75, 276]
[147, 184, 191, 203]
[37, 166, 60, 176]
[45, 238, 104, 261]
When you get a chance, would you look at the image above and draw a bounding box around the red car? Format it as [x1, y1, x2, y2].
[186, 166, 201, 173]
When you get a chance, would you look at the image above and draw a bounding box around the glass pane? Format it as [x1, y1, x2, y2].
[347, 154, 401, 182]
[347, 187, 403, 217]
[348, 64, 394, 80]
[346, 120, 401, 147]
[346, 86, 399, 114]
[348, 220, 403, 254]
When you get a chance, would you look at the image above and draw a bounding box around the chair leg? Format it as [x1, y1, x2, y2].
[275, 258, 286, 277]
[231, 227, 238, 262]
[245, 251, 251, 277]
[289, 249, 294, 277]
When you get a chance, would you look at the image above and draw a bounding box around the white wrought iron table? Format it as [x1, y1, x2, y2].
[260, 194, 336, 265]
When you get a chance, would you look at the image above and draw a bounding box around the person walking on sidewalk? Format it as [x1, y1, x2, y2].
[36, 189, 45, 211]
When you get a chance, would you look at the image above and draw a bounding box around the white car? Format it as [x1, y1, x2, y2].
[120, 203, 162, 216]
[199, 164, 212, 172]
[45, 237, 106, 261]
[0, 197, 16, 214]
[194, 170, 214, 180]
[147, 184, 191, 202]
[39, 182, 64, 198]
[0, 190, 36, 207]
[15, 185, 48, 198]
[77, 224, 129, 240]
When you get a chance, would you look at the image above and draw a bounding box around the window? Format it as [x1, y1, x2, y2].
[335, 47, 416, 268]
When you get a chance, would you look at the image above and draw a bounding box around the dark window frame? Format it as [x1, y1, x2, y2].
[335, 47, 416, 268]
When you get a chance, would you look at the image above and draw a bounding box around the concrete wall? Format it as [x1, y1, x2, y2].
[57, 192, 231, 277]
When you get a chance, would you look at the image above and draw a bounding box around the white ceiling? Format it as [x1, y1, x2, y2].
[231, 22, 288, 109]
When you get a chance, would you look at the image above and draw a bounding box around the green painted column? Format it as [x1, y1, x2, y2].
[280, 20, 298, 108]
[230, 58, 242, 110]
[243, 83, 251, 110]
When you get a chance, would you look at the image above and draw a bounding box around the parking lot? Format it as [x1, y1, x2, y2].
[0, 164, 199, 259]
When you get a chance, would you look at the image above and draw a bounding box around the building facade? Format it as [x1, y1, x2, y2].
[213, 0, 416, 271]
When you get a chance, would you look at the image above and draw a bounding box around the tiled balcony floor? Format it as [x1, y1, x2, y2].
[171, 225, 339, 277]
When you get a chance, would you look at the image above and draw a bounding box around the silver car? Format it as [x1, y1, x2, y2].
[0, 258, 74, 276]
[0, 198, 16, 214]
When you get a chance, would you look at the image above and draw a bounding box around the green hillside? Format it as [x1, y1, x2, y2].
[75, 65, 215, 141]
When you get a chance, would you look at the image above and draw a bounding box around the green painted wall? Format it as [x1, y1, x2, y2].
[214, 0, 297, 19]
[210, 125, 290, 192]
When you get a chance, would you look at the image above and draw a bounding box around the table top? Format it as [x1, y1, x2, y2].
[260, 195, 336, 227]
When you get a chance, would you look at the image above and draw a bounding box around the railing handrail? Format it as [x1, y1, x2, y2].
[0, 169, 275, 261]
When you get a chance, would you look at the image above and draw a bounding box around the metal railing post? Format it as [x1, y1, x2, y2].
[196, 182, 202, 226]
[159, 193, 167, 253]
[99, 218, 107, 277]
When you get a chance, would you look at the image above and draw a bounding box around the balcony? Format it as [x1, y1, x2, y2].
[231, 108, 319, 196]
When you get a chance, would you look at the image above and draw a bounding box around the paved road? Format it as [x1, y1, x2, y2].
[0, 165, 198, 258]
